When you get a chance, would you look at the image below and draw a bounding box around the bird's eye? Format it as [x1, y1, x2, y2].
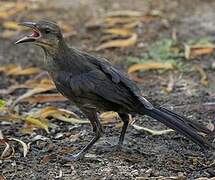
[44, 28, 51, 34]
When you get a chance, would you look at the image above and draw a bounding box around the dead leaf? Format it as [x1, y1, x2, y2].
[19, 125, 35, 134]
[34, 106, 89, 124]
[0, 3, 27, 19]
[0, 114, 21, 122]
[58, 147, 77, 155]
[106, 10, 142, 17]
[132, 124, 174, 136]
[0, 112, 51, 133]
[121, 21, 140, 29]
[57, 21, 72, 33]
[104, 17, 139, 27]
[184, 44, 215, 60]
[0, 139, 15, 160]
[195, 65, 208, 86]
[40, 154, 53, 164]
[0, 64, 42, 76]
[85, 19, 103, 30]
[37, 106, 79, 119]
[12, 79, 55, 106]
[22, 93, 68, 103]
[8, 138, 28, 157]
[128, 74, 145, 83]
[57, 21, 77, 38]
[7, 67, 42, 76]
[100, 111, 119, 123]
[0, 78, 53, 95]
[95, 33, 137, 51]
[24, 116, 50, 133]
[69, 133, 82, 143]
[103, 28, 133, 36]
[128, 62, 175, 73]
[0, 64, 17, 72]
[0, 30, 18, 39]
[2, 21, 21, 30]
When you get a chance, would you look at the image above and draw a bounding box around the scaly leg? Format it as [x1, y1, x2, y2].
[62, 110, 103, 161]
[116, 113, 129, 149]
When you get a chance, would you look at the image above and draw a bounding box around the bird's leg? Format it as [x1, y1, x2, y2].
[116, 113, 129, 150]
[96, 113, 129, 154]
[62, 110, 103, 161]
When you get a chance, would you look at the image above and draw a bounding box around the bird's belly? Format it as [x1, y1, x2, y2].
[55, 82, 117, 112]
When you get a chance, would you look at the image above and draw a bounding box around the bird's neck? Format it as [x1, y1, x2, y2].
[42, 39, 70, 71]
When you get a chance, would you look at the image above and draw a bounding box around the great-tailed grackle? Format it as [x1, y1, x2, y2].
[15, 20, 214, 160]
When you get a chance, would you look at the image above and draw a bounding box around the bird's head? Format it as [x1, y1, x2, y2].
[15, 20, 63, 51]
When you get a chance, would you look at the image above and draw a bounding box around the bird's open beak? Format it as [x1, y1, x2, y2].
[15, 22, 41, 44]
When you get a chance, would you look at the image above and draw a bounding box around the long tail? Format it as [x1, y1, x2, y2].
[143, 106, 214, 149]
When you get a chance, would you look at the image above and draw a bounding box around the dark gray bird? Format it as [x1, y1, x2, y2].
[15, 20, 214, 160]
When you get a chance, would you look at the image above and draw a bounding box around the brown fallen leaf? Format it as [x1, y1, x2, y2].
[33, 106, 89, 124]
[40, 154, 53, 164]
[36, 107, 119, 125]
[24, 116, 50, 133]
[100, 111, 119, 123]
[8, 137, 28, 157]
[0, 64, 42, 76]
[0, 30, 18, 39]
[37, 106, 80, 119]
[2, 21, 21, 30]
[57, 21, 73, 33]
[104, 17, 140, 27]
[128, 74, 145, 83]
[0, 114, 21, 122]
[0, 2, 15, 12]
[57, 21, 77, 38]
[19, 124, 35, 135]
[132, 124, 174, 136]
[141, 14, 160, 23]
[0, 3, 27, 20]
[184, 44, 215, 60]
[0, 111, 51, 133]
[12, 79, 56, 106]
[58, 147, 77, 156]
[103, 28, 133, 36]
[7, 67, 42, 76]
[0, 139, 15, 160]
[195, 65, 208, 86]
[128, 62, 175, 73]
[121, 21, 140, 29]
[0, 78, 53, 95]
[95, 33, 137, 51]
[106, 10, 142, 17]
[12, 87, 55, 107]
[0, 64, 18, 73]
[23, 93, 68, 103]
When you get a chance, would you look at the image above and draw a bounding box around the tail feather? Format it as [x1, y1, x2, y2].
[159, 107, 212, 134]
[143, 107, 214, 149]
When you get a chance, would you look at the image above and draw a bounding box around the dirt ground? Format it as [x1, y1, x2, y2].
[1, 0, 215, 179]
